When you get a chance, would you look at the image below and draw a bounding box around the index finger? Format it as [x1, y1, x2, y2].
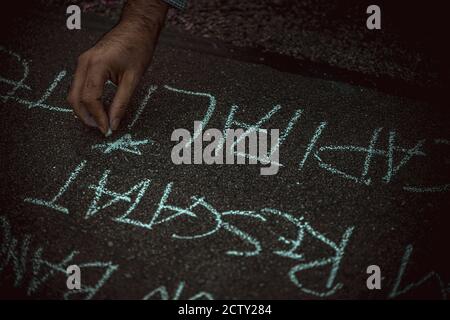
[108, 71, 140, 131]
[67, 54, 98, 128]
[80, 65, 110, 136]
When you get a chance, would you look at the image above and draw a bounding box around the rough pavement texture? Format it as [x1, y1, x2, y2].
[0, 5, 449, 299]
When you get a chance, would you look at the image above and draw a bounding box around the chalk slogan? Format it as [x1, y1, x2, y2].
[1, 214, 448, 299]
[0, 216, 214, 300]
[18, 160, 449, 299]
[0, 47, 449, 191]
[0, 46, 449, 191]
[0, 46, 448, 299]
[23, 159, 356, 297]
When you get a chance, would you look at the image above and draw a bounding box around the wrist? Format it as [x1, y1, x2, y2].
[119, 0, 168, 36]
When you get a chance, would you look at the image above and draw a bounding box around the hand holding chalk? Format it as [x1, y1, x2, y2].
[66, 0, 168, 136]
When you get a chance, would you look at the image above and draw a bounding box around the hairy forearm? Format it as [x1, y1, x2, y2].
[119, 0, 169, 35]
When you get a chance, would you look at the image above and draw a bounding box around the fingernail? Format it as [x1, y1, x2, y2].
[105, 127, 112, 137]
[111, 118, 120, 131]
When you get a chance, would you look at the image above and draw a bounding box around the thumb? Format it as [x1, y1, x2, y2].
[109, 72, 139, 131]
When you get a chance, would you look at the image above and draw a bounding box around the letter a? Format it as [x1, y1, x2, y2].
[366, 5, 381, 30]
[66, 264, 81, 290]
[366, 265, 381, 289]
[66, 5, 81, 30]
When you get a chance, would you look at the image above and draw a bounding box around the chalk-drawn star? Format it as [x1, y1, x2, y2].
[92, 134, 153, 156]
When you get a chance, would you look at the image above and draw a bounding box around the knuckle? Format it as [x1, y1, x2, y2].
[84, 78, 100, 89]
[117, 103, 127, 111]
[87, 54, 102, 66]
[80, 95, 92, 106]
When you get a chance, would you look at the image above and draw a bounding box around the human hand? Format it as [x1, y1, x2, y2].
[67, 0, 168, 135]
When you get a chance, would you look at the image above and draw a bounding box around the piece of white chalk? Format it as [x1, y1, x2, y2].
[105, 128, 112, 138]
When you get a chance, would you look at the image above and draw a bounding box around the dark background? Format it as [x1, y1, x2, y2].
[0, 1, 449, 299]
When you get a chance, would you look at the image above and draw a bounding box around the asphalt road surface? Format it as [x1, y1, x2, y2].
[0, 6, 449, 299]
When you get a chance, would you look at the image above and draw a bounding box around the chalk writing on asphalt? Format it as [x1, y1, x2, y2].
[0, 46, 447, 190]
[1, 46, 448, 299]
